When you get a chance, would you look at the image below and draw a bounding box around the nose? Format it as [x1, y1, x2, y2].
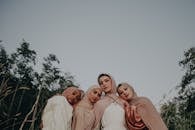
[95, 94, 100, 100]
[102, 82, 107, 87]
[124, 91, 128, 96]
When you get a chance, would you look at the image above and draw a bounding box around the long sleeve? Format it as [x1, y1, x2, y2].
[125, 104, 146, 130]
[136, 97, 167, 130]
[42, 96, 73, 130]
[72, 107, 85, 130]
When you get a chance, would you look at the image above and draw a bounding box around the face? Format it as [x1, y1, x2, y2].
[98, 76, 112, 93]
[88, 88, 102, 104]
[66, 88, 81, 105]
[117, 85, 134, 101]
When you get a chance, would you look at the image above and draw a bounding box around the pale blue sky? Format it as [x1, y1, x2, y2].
[0, 0, 194, 108]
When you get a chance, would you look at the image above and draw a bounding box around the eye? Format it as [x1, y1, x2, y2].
[72, 91, 77, 95]
[97, 91, 102, 97]
[118, 91, 122, 95]
[105, 79, 109, 82]
[99, 81, 103, 85]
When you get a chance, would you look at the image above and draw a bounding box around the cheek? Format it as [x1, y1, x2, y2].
[69, 95, 74, 101]
[88, 93, 94, 99]
[66, 96, 73, 104]
[89, 95, 96, 103]
[107, 85, 112, 90]
[122, 94, 126, 99]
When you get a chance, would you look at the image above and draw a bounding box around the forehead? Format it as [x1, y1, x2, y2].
[68, 88, 80, 93]
[91, 88, 101, 93]
[99, 76, 110, 81]
[118, 85, 128, 90]
[118, 85, 133, 92]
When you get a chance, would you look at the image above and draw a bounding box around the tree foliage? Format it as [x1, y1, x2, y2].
[0, 40, 75, 130]
[160, 47, 195, 130]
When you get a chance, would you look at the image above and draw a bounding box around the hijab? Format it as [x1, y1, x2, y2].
[119, 83, 167, 130]
[72, 85, 101, 130]
[94, 74, 124, 127]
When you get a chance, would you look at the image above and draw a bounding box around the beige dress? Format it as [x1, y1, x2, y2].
[72, 105, 96, 130]
[42, 95, 73, 130]
[126, 97, 168, 130]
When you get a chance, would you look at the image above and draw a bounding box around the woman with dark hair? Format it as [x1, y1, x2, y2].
[117, 82, 168, 130]
[94, 73, 127, 130]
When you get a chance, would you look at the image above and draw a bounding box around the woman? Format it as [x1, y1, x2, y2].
[117, 82, 168, 130]
[41, 86, 82, 130]
[94, 73, 127, 130]
[72, 85, 102, 130]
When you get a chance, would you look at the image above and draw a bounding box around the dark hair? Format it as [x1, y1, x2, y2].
[116, 83, 122, 93]
[97, 73, 111, 84]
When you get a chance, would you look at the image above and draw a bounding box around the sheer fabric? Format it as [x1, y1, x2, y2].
[42, 95, 73, 130]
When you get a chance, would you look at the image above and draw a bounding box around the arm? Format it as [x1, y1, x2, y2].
[136, 97, 168, 130]
[72, 107, 85, 130]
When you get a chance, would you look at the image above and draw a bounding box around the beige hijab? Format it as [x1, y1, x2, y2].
[78, 85, 101, 109]
[119, 83, 168, 130]
[72, 85, 101, 130]
[94, 74, 124, 128]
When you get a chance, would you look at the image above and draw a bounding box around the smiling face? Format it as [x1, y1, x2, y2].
[87, 88, 102, 104]
[117, 84, 134, 101]
[98, 75, 112, 94]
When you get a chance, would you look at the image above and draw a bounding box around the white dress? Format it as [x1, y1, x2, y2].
[42, 95, 73, 130]
[101, 102, 127, 130]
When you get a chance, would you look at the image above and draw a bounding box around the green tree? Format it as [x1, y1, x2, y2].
[0, 40, 75, 130]
[160, 47, 195, 130]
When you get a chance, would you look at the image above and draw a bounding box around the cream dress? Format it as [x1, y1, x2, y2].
[101, 102, 127, 130]
[42, 95, 73, 130]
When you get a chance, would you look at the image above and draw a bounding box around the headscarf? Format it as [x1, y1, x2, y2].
[72, 85, 101, 130]
[78, 85, 101, 109]
[94, 74, 124, 127]
[119, 83, 168, 130]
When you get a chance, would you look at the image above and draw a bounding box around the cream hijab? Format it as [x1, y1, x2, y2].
[94, 74, 124, 127]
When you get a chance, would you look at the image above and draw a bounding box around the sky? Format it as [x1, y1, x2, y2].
[0, 0, 194, 109]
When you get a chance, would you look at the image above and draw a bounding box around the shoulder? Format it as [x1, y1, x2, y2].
[138, 97, 151, 102]
[134, 97, 154, 107]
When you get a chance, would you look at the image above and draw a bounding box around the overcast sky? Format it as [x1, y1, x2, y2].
[0, 0, 194, 108]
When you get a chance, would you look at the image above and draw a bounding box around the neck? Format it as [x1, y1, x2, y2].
[81, 98, 93, 109]
[105, 91, 115, 95]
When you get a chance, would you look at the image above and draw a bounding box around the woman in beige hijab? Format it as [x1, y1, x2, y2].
[72, 85, 102, 130]
[41, 86, 82, 130]
[117, 83, 168, 130]
[94, 73, 127, 130]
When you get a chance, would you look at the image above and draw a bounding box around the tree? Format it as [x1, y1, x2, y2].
[0, 40, 75, 130]
[160, 47, 195, 130]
